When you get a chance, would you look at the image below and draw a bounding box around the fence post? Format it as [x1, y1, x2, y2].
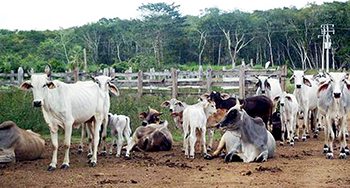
[281, 65, 287, 91]
[137, 70, 143, 98]
[18, 67, 23, 86]
[172, 68, 178, 98]
[10, 70, 14, 85]
[239, 65, 245, 99]
[74, 67, 79, 82]
[206, 67, 212, 93]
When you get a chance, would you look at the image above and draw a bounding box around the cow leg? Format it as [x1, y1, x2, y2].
[338, 118, 348, 159]
[86, 122, 93, 158]
[201, 128, 208, 157]
[78, 123, 85, 155]
[61, 121, 73, 169]
[205, 133, 227, 160]
[207, 128, 214, 151]
[183, 122, 189, 158]
[48, 129, 58, 171]
[125, 137, 135, 158]
[280, 122, 285, 146]
[116, 128, 124, 157]
[109, 128, 116, 156]
[255, 150, 268, 162]
[302, 109, 309, 142]
[189, 131, 197, 159]
[325, 117, 335, 159]
[90, 117, 103, 167]
[100, 118, 108, 156]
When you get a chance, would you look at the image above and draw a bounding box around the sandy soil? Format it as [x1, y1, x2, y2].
[1, 129, 350, 188]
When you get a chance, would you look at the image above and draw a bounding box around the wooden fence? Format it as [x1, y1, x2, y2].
[0, 65, 287, 99]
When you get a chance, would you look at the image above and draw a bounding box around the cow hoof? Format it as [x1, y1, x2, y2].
[101, 151, 107, 156]
[115, 154, 120, 158]
[306, 135, 310, 139]
[89, 162, 97, 167]
[339, 153, 346, 159]
[189, 155, 194, 159]
[302, 137, 307, 142]
[113, 143, 117, 147]
[323, 148, 328, 154]
[290, 142, 294, 146]
[346, 133, 349, 138]
[47, 166, 56, 171]
[77, 150, 83, 155]
[326, 153, 334, 159]
[109, 152, 113, 156]
[204, 154, 213, 160]
[286, 141, 290, 145]
[60, 164, 69, 170]
[207, 147, 212, 152]
[318, 127, 322, 132]
[313, 134, 318, 139]
[279, 142, 284, 146]
[294, 137, 299, 142]
[184, 155, 189, 158]
[87, 153, 92, 158]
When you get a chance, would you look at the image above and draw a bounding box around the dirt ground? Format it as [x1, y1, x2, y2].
[1, 127, 350, 188]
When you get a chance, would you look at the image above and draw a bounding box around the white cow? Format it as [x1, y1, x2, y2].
[318, 72, 350, 159]
[108, 113, 132, 157]
[181, 99, 217, 159]
[290, 70, 318, 141]
[90, 75, 119, 155]
[273, 92, 299, 146]
[20, 73, 109, 170]
[160, 98, 187, 132]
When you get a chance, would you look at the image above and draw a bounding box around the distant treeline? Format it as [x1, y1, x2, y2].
[1, 1, 350, 73]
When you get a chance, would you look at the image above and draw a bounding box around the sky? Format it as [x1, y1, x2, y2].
[0, 0, 347, 31]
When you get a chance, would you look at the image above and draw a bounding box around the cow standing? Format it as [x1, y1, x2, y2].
[108, 113, 132, 157]
[290, 70, 318, 141]
[317, 72, 350, 159]
[273, 92, 299, 146]
[20, 73, 108, 170]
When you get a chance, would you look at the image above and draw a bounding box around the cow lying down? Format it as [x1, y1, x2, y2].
[0, 121, 45, 163]
[205, 100, 275, 162]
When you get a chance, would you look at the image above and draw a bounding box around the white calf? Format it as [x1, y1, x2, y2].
[108, 113, 132, 157]
[181, 100, 217, 159]
[160, 98, 187, 132]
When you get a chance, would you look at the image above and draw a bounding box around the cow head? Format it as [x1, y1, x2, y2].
[317, 72, 350, 99]
[91, 75, 119, 96]
[216, 99, 243, 130]
[255, 76, 271, 95]
[139, 107, 163, 126]
[290, 70, 312, 89]
[20, 73, 54, 107]
[160, 98, 185, 113]
[204, 100, 217, 116]
[273, 92, 293, 108]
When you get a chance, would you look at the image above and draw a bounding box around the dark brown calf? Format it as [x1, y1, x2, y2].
[0, 121, 45, 162]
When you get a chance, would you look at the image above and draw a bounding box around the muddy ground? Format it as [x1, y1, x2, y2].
[1, 129, 350, 188]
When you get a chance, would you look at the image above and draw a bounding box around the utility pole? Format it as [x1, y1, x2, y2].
[318, 24, 335, 72]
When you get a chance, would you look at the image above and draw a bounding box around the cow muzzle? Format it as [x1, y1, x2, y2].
[261, 90, 266, 94]
[169, 109, 173, 113]
[296, 85, 301, 89]
[142, 121, 148, 126]
[33, 101, 42, 107]
[280, 103, 285, 107]
[334, 92, 341, 99]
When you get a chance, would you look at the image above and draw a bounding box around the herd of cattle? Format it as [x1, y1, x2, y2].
[0, 69, 350, 171]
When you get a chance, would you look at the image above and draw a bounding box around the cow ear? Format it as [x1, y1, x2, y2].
[108, 83, 119, 96]
[285, 96, 293, 102]
[201, 93, 210, 100]
[20, 81, 33, 90]
[273, 95, 280, 103]
[46, 82, 56, 89]
[317, 81, 330, 97]
[303, 77, 312, 87]
[139, 112, 147, 119]
[176, 101, 184, 107]
[221, 93, 230, 100]
[160, 101, 170, 107]
[290, 75, 295, 84]
[345, 80, 350, 91]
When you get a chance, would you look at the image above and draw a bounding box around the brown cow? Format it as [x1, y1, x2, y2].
[0, 121, 45, 163]
[125, 108, 173, 157]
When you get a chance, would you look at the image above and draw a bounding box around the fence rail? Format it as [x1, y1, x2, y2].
[0, 65, 287, 99]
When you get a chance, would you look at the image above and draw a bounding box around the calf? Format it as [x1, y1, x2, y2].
[160, 98, 187, 131]
[181, 100, 217, 158]
[205, 100, 276, 162]
[255, 76, 282, 113]
[290, 70, 318, 141]
[273, 92, 299, 146]
[318, 72, 350, 159]
[108, 113, 132, 157]
[126, 108, 172, 156]
[0, 121, 45, 162]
